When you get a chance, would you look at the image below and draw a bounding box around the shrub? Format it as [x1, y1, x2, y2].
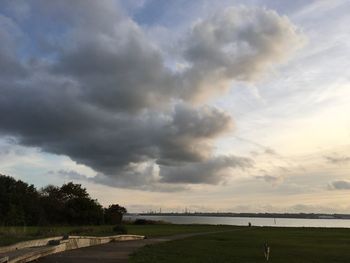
[133, 219, 166, 225]
[68, 227, 94, 235]
[113, 225, 127, 234]
[33, 227, 58, 237]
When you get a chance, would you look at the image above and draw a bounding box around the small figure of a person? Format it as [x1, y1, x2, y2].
[248, 222, 252, 227]
[264, 241, 270, 261]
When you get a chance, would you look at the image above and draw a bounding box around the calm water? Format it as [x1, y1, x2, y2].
[125, 215, 350, 228]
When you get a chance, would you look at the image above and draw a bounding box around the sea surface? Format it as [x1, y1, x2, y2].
[125, 215, 350, 228]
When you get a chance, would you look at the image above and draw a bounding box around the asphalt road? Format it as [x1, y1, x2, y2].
[36, 233, 209, 263]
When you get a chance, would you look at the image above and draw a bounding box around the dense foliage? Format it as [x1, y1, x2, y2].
[0, 174, 126, 226]
[104, 204, 127, 225]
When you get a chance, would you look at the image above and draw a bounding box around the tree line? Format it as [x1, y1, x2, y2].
[0, 174, 127, 226]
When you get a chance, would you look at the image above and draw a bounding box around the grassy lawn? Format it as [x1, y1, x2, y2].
[130, 226, 350, 263]
[3, 224, 350, 262]
[126, 224, 238, 237]
[0, 224, 237, 246]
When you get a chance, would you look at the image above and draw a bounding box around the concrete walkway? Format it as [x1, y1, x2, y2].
[0, 235, 144, 263]
[36, 232, 219, 263]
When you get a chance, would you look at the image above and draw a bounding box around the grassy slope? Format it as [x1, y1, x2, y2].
[0, 224, 237, 246]
[130, 226, 350, 263]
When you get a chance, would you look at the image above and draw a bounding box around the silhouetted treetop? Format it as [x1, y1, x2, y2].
[0, 174, 127, 226]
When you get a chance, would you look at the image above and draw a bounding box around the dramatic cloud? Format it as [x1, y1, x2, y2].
[179, 7, 304, 102]
[50, 169, 188, 192]
[48, 4, 304, 111]
[328, 180, 350, 190]
[0, 14, 26, 78]
[0, 95, 231, 174]
[0, 1, 303, 189]
[159, 155, 254, 184]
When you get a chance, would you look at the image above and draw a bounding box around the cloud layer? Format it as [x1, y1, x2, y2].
[0, 1, 303, 189]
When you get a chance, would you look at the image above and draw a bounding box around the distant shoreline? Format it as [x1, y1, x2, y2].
[134, 213, 350, 220]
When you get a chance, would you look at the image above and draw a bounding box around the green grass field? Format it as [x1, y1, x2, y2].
[3, 224, 350, 262]
[130, 226, 350, 263]
[126, 224, 238, 237]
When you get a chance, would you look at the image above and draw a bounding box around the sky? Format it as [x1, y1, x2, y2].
[0, 0, 350, 213]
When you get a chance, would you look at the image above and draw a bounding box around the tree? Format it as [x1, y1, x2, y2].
[104, 204, 127, 225]
[60, 182, 104, 225]
[40, 182, 105, 225]
[60, 182, 89, 201]
[40, 185, 66, 224]
[0, 174, 42, 225]
[0, 175, 126, 226]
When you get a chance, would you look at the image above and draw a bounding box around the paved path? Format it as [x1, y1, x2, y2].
[36, 232, 221, 263]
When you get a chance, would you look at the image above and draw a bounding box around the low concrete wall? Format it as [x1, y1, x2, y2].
[62, 235, 145, 251]
[0, 237, 63, 254]
[0, 235, 145, 263]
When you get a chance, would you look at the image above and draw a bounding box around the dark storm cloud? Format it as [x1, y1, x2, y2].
[0, 82, 232, 180]
[156, 104, 232, 165]
[159, 155, 253, 184]
[52, 21, 177, 112]
[0, 14, 26, 78]
[51, 169, 188, 192]
[0, 1, 303, 188]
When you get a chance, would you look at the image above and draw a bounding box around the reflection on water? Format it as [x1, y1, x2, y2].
[125, 215, 350, 228]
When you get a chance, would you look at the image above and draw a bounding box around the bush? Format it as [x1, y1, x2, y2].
[133, 219, 166, 225]
[68, 227, 94, 235]
[104, 204, 127, 225]
[113, 225, 127, 234]
[33, 227, 58, 237]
